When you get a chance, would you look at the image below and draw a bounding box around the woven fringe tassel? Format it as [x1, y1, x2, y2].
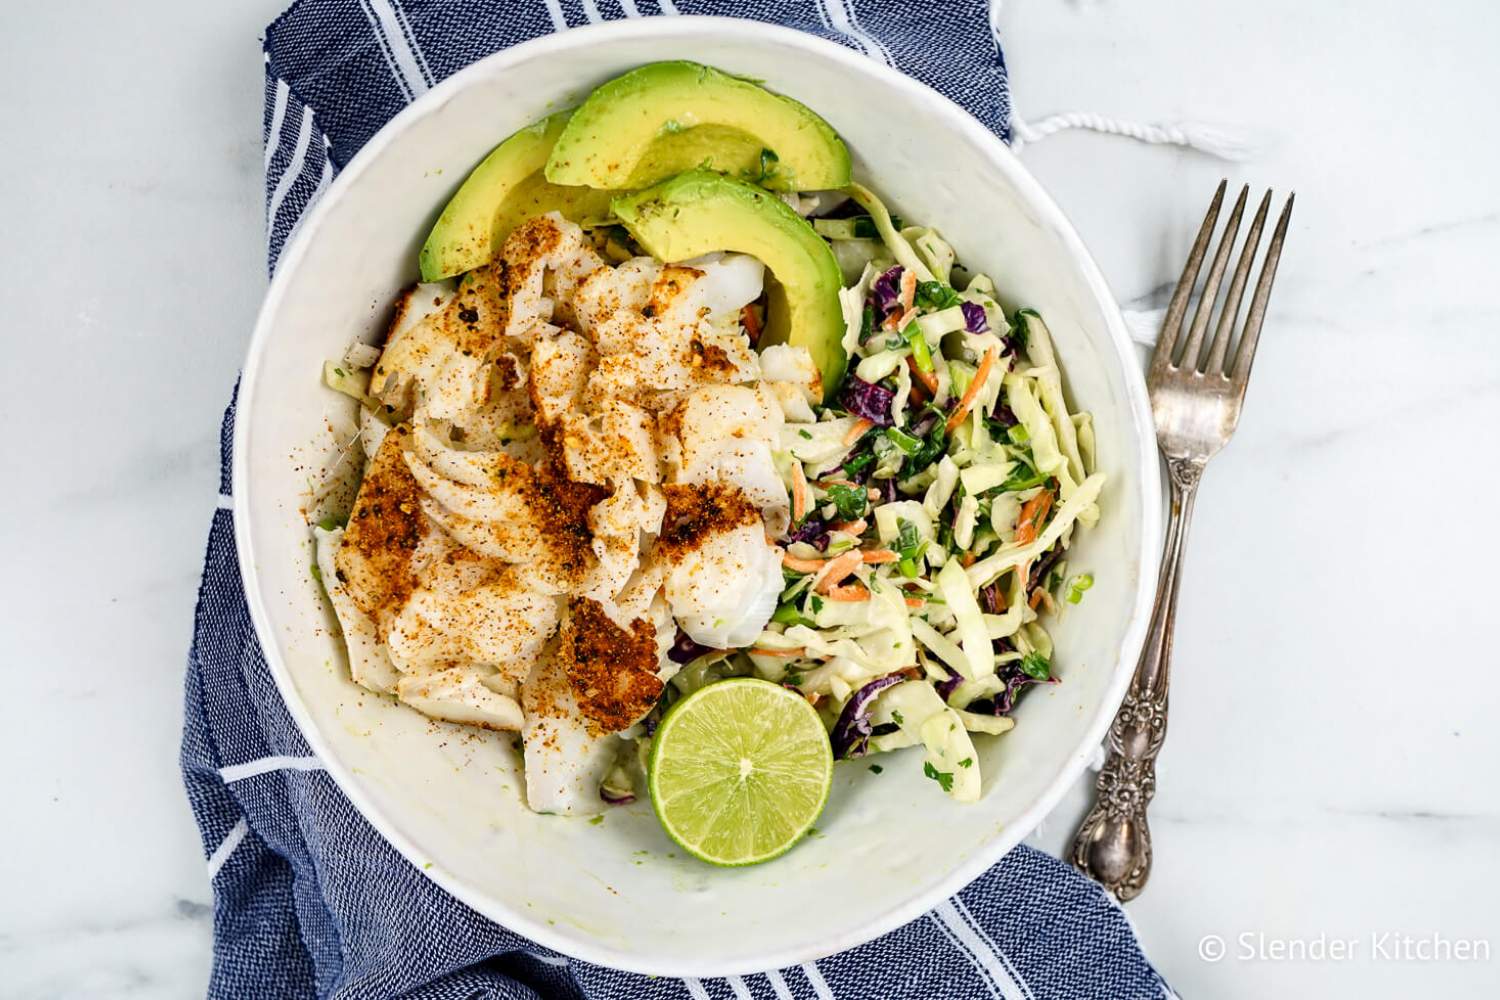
[1120, 309, 1164, 347]
[1010, 111, 1254, 161]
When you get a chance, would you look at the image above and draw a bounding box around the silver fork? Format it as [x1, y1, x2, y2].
[1069, 180, 1294, 900]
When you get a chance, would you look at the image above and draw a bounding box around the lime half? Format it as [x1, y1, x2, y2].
[648, 678, 833, 866]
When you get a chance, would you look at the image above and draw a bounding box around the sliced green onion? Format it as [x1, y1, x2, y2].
[902, 322, 935, 373]
[1065, 573, 1094, 605]
[886, 426, 924, 455]
[915, 281, 962, 311]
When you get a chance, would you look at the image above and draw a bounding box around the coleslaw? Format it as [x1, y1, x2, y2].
[626, 186, 1105, 802]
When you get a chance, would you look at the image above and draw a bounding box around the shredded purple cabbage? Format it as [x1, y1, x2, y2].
[961, 301, 989, 334]
[990, 401, 1018, 428]
[667, 630, 711, 665]
[935, 672, 964, 703]
[1028, 545, 1065, 592]
[870, 265, 904, 319]
[600, 787, 637, 805]
[830, 673, 909, 759]
[840, 377, 896, 427]
[992, 662, 1060, 715]
[980, 582, 1004, 615]
[786, 515, 832, 551]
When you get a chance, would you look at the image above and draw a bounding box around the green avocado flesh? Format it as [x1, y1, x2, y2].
[418, 110, 618, 282]
[546, 61, 851, 193]
[612, 171, 847, 399]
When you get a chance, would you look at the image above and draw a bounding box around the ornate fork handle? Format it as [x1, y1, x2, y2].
[1070, 456, 1203, 900]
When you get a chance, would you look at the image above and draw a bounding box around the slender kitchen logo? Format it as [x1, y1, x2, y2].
[1197, 932, 1492, 964]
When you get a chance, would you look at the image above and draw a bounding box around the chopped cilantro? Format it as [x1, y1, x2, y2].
[843, 451, 876, 477]
[809, 594, 825, 614]
[958, 757, 974, 768]
[869, 763, 884, 774]
[798, 429, 813, 439]
[923, 761, 955, 793]
[900, 424, 947, 477]
[1002, 463, 1050, 492]
[915, 281, 963, 311]
[891, 709, 905, 726]
[1012, 308, 1038, 350]
[826, 483, 868, 521]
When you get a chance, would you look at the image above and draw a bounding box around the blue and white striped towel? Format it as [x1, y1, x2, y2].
[183, 2, 1172, 997]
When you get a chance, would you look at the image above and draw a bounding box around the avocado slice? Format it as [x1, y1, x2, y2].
[546, 62, 851, 193]
[418, 110, 618, 282]
[612, 171, 846, 400]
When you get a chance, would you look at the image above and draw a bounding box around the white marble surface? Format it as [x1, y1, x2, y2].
[2, 1, 1497, 997]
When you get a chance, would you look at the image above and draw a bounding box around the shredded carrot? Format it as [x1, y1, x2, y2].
[814, 550, 865, 593]
[866, 487, 882, 502]
[882, 272, 919, 331]
[906, 354, 939, 394]
[1014, 489, 1055, 546]
[904, 596, 927, 609]
[900, 270, 918, 312]
[908, 378, 930, 405]
[1028, 589, 1046, 610]
[862, 549, 899, 564]
[885, 306, 917, 332]
[790, 460, 809, 523]
[831, 519, 868, 536]
[740, 303, 763, 344]
[946, 344, 999, 434]
[750, 646, 805, 658]
[780, 551, 827, 573]
[825, 584, 871, 602]
[960, 551, 977, 568]
[843, 417, 874, 446]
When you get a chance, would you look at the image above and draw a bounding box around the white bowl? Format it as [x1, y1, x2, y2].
[235, 16, 1161, 977]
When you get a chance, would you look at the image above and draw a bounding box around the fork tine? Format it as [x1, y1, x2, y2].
[1150, 180, 1226, 376]
[1230, 192, 1295, 386]
[1178, 184, 1248, 372]
[1203, 189, 1272, 376]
